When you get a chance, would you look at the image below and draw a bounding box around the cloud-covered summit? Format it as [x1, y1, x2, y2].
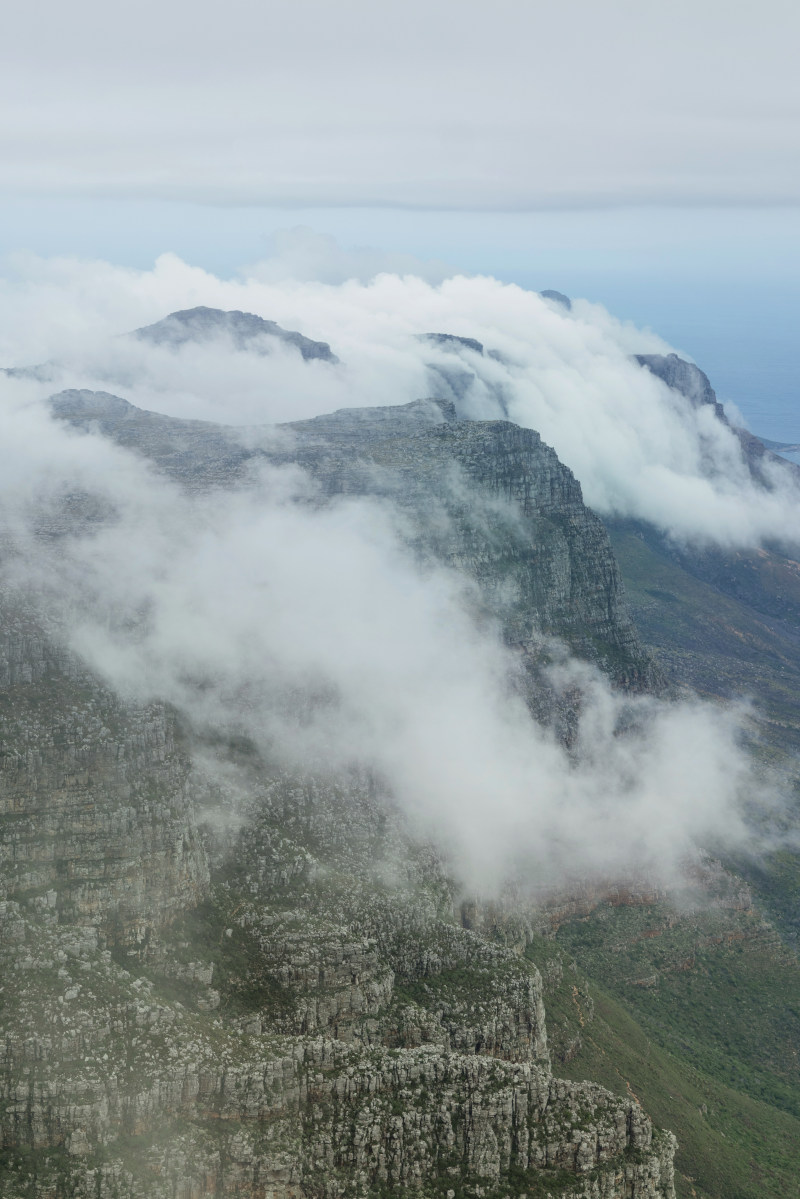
[2, 250, 798, 550]
[0, 370, 774, 892]
[134, 306, 338, 362]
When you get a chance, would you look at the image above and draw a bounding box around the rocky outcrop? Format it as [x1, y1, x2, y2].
[634, 351, 800, 491]
[0, 729, 677, 1198]
[50, 391, 660, 692]
[0, 390, 677, 1197]
[48, 389, 256, 490]
[540, 290, 572, 310]
[0, 603, 207, 938]
[133, 306, 339, 363]
[278, 401, 659, 691]
[422, 332, 486, 355]
[2, 307, 339, 385]
[634, 353, 726, 423]
[0, 896, 675, 1199]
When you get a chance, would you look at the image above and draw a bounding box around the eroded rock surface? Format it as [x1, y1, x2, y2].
[0, 394, 676, 1197]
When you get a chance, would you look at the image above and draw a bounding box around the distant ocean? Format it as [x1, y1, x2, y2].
[556, 278, 798, 447]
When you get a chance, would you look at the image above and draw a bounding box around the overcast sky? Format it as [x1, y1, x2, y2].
[2, 0, 799, 434]
[3, 0, 799, 209]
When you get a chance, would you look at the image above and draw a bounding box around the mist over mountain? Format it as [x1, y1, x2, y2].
[2, 0, 798, 1193]
[1, 269, 800, 1199]
[133, 305, 339, 362]
[3, 255, 800, 548]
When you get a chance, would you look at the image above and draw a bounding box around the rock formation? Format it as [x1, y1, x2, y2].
[133, 306, 339, 363]
[0, 390, 676, 1197]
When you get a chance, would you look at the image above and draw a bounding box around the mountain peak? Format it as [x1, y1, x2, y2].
[634, 352, 724, 419]
[422, 332, 485, 355]
[133, 306, 338, 362]
[539, 289, 572, 310]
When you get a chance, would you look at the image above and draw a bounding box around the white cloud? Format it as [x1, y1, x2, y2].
[0, 240, 792, 892]
[3, 248, 799, 547]
[0, 375, 773, 891]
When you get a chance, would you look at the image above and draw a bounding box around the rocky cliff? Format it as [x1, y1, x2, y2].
[0, 762, 676, 1198]
[0, 391, 675, 1197]
[634, 351, 800, 491]
[50, 390, 660, 694]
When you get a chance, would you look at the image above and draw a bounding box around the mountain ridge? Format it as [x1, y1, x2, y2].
[2, 307, 799, 1199]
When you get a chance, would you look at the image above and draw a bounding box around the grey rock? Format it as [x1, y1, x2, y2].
[634, 353, 726, 422]
[422, 332, 485, 355]
[0, 387, 677, 1198]
[133, 306, 339, 363]
[50, 390, 659, 693]
[540, 290, 572, 310]
[634, 352, 800, 489]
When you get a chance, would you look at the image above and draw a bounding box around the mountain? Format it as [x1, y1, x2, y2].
[539, 291, 572, 310]
[634, 352, 800, 489]
[1, 390, 675, 1198]
[2, 311, 800, 1199]
[0, 307, 338, 385]
[132, 306, 339, 362]
[51, 389, 658, 694]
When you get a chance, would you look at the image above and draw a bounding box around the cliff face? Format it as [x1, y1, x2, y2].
[0, 766, 676, 1198]
[0, 393, 675, 1197]
[0, 603, 208, 937]
[288, 405, 630, 658]
[634, 351, 800, 492]
[633, 354, 726, 423]
[50, 390, 660, 693]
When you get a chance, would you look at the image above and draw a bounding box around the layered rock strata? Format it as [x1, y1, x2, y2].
[0, 394, 676, 1196]
[50, 390, 659, 692]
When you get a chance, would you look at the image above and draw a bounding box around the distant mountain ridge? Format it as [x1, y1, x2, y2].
[0, 306, 339, 382]
[635, 351, 800, 488]
[133, 305, 339, 362]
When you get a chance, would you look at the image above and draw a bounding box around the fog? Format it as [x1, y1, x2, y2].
[3, 246, 800, 547]
[0, 365, 779, 894]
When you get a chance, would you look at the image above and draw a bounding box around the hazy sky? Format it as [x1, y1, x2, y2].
[2, 0, 799, 432]
[4, 0, 799, 209]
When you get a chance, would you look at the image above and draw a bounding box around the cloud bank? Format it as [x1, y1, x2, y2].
[3, 246, 800, 548]
[0, 374, 772, 891]
[1, 224, 793, 894]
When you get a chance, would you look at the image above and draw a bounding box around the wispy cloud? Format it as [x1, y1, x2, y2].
[0, 246, 791, 891]
[3, 247, 799, 546]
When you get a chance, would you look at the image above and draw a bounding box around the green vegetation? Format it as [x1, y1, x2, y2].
[592, 520, 800, 1196]
[607, 522, 800, 753]
[139, 889, 297, 1020]
[526, 928, 800, 1199]
[554, 904, 800, 1118]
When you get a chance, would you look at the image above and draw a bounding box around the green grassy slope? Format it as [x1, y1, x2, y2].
[607, 521, 800, 947]
[528, 932, 800, 1199]
[566, 528, 800, 1195]
[553, 903, 800, 1119]
[606, 522, 800, 755]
